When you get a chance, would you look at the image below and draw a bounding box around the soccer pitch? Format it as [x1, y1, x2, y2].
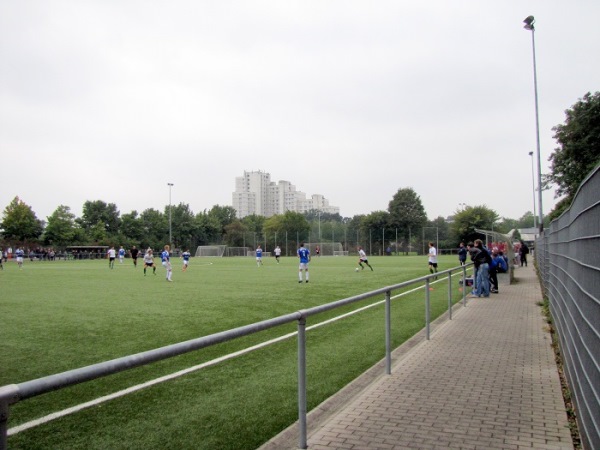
[1, 254, 465, 449]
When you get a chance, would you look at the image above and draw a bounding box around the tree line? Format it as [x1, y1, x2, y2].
[2, 90, 598, 253]
[0, 189, 537, 256]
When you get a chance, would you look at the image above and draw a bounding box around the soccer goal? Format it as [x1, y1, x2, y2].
[333, 251, 349, 256]
[224, 247, 250, 257]
[195, 245, 226, 257]
[246, 251, 272, 258]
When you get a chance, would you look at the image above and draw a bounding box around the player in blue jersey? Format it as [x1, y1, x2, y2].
[255, 245, 263, 266]
[161, 244, 173, 282]
[297, 243, 310, 283]
[118, 246, 126, 264]
[15, 247, 25, 269]
[181, 249, 191, 272]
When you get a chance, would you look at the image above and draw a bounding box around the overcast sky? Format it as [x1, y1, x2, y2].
[1, 1, 598, 224]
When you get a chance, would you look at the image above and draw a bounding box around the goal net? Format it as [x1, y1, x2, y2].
[225, 247, 251, 257]
[333, 251, 349, 256]
[247, 251, 272, 258]
[307, 242, 344, 256]
[195, 245, 226, 257]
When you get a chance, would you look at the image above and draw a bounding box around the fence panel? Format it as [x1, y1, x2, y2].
[536, 164, 600, 450]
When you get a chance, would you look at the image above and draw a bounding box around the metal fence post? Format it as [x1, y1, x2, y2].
[0, 401, 7, 450]
[462, 265, 467, 306]
[385, 290, 391, 375]
[0, 385, 19, 450]
[425, 279, 431, 340]
[297, 317, 308, 449]
[447, 272, 453, 320]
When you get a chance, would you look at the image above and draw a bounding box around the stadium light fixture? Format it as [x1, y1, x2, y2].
[523, 15, 544, 233]
[528, 151, 537, 230]
[168, 183, 174, 246]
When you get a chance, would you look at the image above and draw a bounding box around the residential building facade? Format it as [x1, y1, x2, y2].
[232, 170, 340, 218]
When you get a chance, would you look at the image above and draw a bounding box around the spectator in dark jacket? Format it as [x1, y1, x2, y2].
[470, 239, 491, 298]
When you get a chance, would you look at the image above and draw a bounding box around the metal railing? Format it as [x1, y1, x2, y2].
[0, 265, 471, 450]
[535, 164, 600, 450]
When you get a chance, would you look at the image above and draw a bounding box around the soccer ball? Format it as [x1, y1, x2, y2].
[355, 267, 359, 272]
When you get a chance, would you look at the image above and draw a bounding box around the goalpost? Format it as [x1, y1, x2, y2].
[195, 245, 226, 257]
[225, 247, 251, 257]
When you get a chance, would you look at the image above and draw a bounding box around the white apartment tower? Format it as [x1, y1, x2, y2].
[232, 170, 340, 218]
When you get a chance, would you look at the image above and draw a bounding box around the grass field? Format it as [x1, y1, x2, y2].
[1, 254, 468, 449]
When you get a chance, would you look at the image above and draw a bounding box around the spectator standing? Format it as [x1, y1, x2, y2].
[470, 239, 491, 298]
[458, 242, 468, 266]
[519, 241, 529, 267]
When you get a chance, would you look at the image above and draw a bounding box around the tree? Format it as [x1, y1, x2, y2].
[120, 211, 144, 245]
[425, 216, 451, 250]
[223, 220, 248, 246]
[169, 203, 198, 250]
[362, 211, 390, 255]
[78, 200, 121, 235]
[140, 208, 167, 250]
[207, 205, 238, 235]
[546, 91, 600, 218]
[388, 188, 427, 253]
[264, 211, 310, 244]
[43, 205, 77, 248]
[194, 212, 222, 245]
[0, 196, 43, 244]
[451, 205, 499, 244]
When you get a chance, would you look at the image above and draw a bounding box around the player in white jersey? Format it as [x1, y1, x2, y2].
[143, 248, 156, 275]
[107, 246, 116, 269]
[357, 246, 373, 271]
[428, 242, 438, 275]
[274, 245, 282, 264]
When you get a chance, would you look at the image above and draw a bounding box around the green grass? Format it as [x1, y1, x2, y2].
[1, 255, 468, 449]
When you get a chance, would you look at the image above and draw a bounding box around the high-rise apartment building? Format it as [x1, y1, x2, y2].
[232, 170, 340, 218]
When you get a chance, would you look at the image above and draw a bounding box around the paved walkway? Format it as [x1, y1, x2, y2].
[260, 265, 573, 449]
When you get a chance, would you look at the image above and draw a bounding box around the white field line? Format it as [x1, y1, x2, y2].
[8, 274, 464, 435]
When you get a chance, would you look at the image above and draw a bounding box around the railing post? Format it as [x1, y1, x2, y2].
[0, 401, 7, 450]
[297, 317, 308, 450]
[447, 272, 453, 320]
[0, 385, 19, 450]
[462, 265, 467, 306]
[425, 279, 431, 340]
[385, 290, 391, 375]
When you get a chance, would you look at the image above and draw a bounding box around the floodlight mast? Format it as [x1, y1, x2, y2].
[523, 15, 544, 234]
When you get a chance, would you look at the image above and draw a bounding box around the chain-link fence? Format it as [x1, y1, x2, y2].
[535, 164, 600, 450]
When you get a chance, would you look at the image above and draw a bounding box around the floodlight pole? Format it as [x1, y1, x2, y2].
[168, 183, 174, 246]
[528, 151, 537, 229]
[523, 15, 544, 233]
